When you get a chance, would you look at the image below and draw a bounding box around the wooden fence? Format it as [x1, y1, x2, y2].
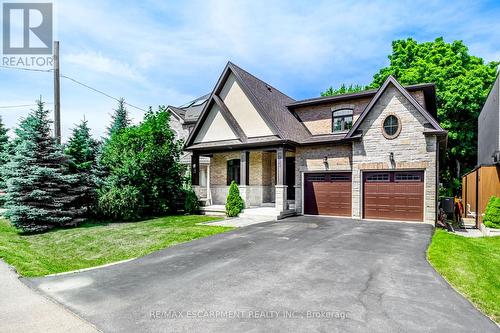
[462, 165, 500, 226]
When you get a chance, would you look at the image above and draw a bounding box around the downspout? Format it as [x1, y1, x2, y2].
[475, 169, 479, 228]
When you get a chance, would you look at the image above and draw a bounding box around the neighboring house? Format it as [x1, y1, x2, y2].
[184, 62, 447, 224]
[462, 73, 500, 226]
[167, 94, 212, 202]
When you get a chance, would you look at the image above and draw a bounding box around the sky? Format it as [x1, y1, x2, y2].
[0, 0, 499, 141]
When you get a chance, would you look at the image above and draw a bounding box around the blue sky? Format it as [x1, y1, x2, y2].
[0, 0, 499, 140]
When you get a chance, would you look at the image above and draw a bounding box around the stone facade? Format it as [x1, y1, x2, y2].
[350, 85, 437, 224]
[208, 151, 276, 206]
[293, 91, 425, 136]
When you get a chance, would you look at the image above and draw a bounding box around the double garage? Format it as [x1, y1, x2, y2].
[304, 171, 424, 222]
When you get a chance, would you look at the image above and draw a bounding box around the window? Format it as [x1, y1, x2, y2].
[395, 173, 421, 182]
[332, 109, 353, 132]
[227, 159, 240, 185]
[382, 115, 400, 138]
[330, 174, 351, 182]
[366, 173, 390, 182]
[306, 174, 326, 182]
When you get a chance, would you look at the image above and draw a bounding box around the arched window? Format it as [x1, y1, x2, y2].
[332, 109, 353, 132]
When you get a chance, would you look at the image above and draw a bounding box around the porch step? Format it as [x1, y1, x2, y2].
[200, 205, 226, 216]
[239, 207, 282, 220]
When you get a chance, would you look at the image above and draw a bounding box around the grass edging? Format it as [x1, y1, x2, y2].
[427, 228, 500, 324]
[0, 215, 232, 277]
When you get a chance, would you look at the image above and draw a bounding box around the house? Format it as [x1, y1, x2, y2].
[166, 94, 212, 201]
[462, 73, 500, 226]
[184, 62, 447, 224]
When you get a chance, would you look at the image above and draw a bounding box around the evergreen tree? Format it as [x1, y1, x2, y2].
[107, 98, 130, 137]
[0, 116, 10, 194]
[65, 119, 100, 214]
[2, 100, 85, 232]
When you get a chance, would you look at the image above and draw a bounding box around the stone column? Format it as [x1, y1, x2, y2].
[275, 147, 287, 212]
[239, 150, 250, 206]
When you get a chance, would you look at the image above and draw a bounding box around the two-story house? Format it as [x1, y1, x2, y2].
[184, 62, 448, 224]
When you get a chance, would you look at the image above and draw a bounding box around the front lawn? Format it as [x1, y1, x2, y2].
[0, 215, 231, 277]
[428, 229, 500, 323]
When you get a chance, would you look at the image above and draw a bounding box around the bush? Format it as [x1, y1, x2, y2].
[184, 188, 199, 214]
[225, 181, 244, 217]
[484, 196, 500, 229]
[97, 185, 143, 221]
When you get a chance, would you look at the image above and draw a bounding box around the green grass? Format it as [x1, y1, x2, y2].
[428, 229, 500, 323]
[0, 215, 232, 277]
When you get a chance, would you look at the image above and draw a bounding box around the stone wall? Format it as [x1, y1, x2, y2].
[208, 150, 275, 205]
[292, 90, 426, 136]
[351, 85, 437, 223]
[294, 144, 352, 214]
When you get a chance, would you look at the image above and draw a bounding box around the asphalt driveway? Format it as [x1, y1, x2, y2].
[25, 216, 498, 332]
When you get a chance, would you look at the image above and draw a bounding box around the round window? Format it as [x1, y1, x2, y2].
[382, 115, 401, 139]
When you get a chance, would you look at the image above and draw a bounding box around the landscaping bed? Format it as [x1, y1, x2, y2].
[428, 229, 500, 323]
[0, 215, 231, 277]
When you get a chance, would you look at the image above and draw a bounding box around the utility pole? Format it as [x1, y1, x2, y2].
[53, 40, 61, 144]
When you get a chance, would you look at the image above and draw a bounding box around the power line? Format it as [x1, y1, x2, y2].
[60, 74, 148, 112]
[0, 102, 53, 109]
[0, 65, 148, 112]
[0, 65, 53, 73]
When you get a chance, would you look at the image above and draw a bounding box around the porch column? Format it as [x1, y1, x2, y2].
[275, 147, 287, 212]
[191, 153, 199, 186]
[239, 150, 249, 205]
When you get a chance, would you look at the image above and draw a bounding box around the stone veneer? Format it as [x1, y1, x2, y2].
[293, 90, 425, 136]
[294, 86, 437, 224]
[209, 151, 276, 206]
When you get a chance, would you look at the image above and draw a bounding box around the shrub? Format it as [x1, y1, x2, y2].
[484, 196, 500, 229]
[97, 185, 143, 221]
[225, 181, 244, 217]
[184, 187, 199, 214]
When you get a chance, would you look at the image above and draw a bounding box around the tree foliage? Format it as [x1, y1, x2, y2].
[321, 37, 499, 193]
[0, 116, 10, 193]
[98, 106, 184, 220]
[106, 98, 130, 137]
[369, 38, 498, 192]
[225, 181, 244, 217]
[321, 83, 364, 97]
[65, 119, 100, 214]
[2, 101, 85, 232]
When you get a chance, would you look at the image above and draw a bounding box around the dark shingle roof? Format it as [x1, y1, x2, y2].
[228, 62, 310, 142]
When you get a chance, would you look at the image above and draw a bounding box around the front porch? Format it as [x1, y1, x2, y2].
[191, 147, 297, 218]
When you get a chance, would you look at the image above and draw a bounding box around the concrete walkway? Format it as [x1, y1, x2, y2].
[202, 215, 273, 227]
[0, 260, 99, 333]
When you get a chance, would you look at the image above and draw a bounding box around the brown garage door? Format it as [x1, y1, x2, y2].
[363, 171, 424, 222]
[304, 173, 352, 216]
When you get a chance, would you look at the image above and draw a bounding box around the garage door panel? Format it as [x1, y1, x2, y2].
[304, 173, 352, 216]
[363, 171, 424, 222]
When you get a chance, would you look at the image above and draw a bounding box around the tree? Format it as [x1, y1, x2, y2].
[368, 38, 498, 193]
[2, 100, 85, 232]
[65, 119, 100, 214]
[0, 116, 10, 194]
[225, 181, 244, 217]
[98, 106, 184, 220]
[107, 98, 130, 137]
[321, 83, 365, 97]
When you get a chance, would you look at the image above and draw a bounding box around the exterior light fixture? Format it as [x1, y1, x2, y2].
[323, 156, 329, 170]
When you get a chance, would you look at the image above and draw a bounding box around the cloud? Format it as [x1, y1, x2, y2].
[65, 51, 144, 82]
[1, 0, 499, 141]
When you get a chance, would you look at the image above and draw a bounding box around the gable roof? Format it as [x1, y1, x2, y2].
[167, 93, 210, 124]
[185, 62, 310, 147]
[345, 75, 445, 138]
